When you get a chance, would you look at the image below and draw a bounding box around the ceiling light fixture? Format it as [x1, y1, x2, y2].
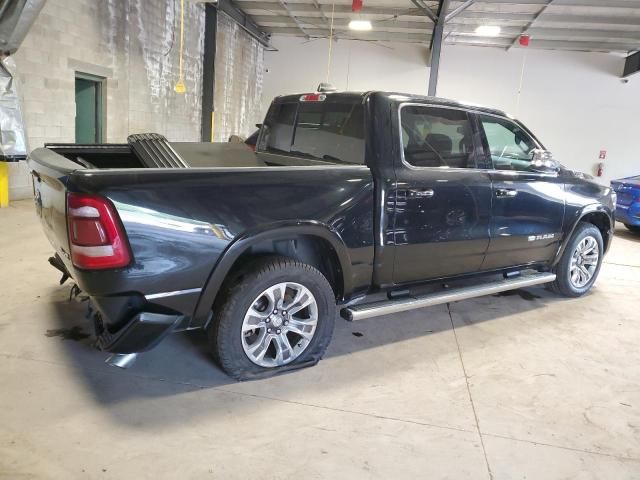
[475, 25, 501, 37]
[348, 19, 372, 31]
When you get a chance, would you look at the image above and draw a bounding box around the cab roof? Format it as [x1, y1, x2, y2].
[273, 91, 509, 119]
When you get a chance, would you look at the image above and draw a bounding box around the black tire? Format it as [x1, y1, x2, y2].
[550, 222, 604, 297]
[624, 224, 640, 234]
[208, 256, 336, 381]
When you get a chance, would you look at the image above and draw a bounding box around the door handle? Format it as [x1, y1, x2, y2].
[409, 188, 435, 198]
[496, 188, 518, 198]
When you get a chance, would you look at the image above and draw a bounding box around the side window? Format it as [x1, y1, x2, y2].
[478, 115, 538, 172]
[400, 106, 477, 169]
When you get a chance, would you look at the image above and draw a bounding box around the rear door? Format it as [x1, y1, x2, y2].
[476, 114, 565, 269]
[392, 104, 492, 284]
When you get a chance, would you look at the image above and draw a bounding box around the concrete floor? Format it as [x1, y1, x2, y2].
[1, 199, 639, 479]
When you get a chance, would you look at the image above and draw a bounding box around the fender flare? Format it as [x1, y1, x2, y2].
[191, 221, 354, 326]
[553, 203, 614, 266]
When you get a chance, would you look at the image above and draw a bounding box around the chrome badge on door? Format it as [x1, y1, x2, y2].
[528, 233, 555, 242]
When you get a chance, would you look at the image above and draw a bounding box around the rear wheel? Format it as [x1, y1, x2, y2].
[208, 256, 336, 380]
[550, 222, 603, 297]
[624, 224, 640, 234]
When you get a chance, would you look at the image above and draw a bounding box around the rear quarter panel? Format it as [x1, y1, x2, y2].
[67, 166, 375, 311]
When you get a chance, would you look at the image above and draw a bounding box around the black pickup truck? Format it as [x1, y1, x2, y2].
[29, 91, 616, 380]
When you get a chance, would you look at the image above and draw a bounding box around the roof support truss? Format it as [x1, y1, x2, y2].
[277, 0, 310, 39]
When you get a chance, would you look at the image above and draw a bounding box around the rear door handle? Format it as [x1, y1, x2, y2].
[496, 188, 518, 198]
[409, 188, 435, 198]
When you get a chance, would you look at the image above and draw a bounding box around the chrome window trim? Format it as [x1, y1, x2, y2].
[397, 102, 555, 178]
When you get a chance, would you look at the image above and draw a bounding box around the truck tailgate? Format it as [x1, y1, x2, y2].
[29, 147, 79, 269]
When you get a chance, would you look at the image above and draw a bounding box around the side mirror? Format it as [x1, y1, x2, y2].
[530, 149, 560, 173]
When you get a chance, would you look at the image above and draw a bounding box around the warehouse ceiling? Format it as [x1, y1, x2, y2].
[233, 0, 640, 53]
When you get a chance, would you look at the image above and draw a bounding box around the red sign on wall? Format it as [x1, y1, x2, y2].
[599, 150, 607, 160]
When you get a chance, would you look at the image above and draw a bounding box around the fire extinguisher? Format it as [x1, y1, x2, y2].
[597, 162, 604, 177]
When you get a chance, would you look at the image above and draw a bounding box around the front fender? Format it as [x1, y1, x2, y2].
[191, 221, 355, 327]
[553, 203, 614, 266]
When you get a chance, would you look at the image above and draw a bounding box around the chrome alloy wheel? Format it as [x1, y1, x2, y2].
[241, 282, 318, 368]
[569, 236, 600, 288]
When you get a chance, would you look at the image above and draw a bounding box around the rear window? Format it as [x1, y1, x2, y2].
[258, 98, 365, 165]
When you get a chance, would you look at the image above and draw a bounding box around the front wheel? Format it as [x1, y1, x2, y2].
[208, 256, 336, 380]
[550, 222, 604, 297]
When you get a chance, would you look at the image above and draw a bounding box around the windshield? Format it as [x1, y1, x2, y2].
[258, 98, 365, 165]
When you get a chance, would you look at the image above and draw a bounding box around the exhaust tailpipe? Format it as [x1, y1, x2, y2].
[105, 353, 138, 369]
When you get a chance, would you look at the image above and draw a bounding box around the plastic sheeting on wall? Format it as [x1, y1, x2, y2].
[0, 0, 47, 53]
[213, 11, 264, 142]
[126, 0, 205, 141]
[0, 56, 27, 159]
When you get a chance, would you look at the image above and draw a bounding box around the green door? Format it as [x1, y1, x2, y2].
[75, 77, 102, 143]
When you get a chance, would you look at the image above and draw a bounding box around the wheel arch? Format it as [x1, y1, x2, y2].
[192, 221, 354, 327]
[554, 204, 613, 266]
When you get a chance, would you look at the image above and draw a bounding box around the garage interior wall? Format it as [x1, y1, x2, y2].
[8, 0, 205, 200]
[263, 36, 640, 184]
[213, 12, 265, 142]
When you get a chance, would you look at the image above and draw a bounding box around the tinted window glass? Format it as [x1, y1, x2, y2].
[260, 99, 365, 165]
[259, 102, 297, 152]
[479, 115, 538, 172]
[400, 106, 476, 168]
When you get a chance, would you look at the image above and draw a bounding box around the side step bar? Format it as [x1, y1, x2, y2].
[341, 272, 556, 322]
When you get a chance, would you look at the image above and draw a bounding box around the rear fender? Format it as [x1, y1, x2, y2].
[191, 221, 353, 327]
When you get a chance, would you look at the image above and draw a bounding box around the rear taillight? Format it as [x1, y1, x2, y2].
[67, 193, 131, 270]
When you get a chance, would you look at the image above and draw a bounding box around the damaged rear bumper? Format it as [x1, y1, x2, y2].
[94, 311, 184, 354]
[87, 289, 200, 355]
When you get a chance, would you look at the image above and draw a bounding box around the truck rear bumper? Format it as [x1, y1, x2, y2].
[88, 289, 198, 354]
[95, 311, 183, 354]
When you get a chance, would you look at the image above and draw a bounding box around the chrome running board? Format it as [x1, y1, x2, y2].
[341, 272, 556, 322]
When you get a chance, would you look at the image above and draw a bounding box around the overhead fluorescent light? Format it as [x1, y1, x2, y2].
[348, 19, 372, 31]
[475, 25, 501, 37]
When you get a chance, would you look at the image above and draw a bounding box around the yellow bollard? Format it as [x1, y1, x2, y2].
[0, 162, 9, 207]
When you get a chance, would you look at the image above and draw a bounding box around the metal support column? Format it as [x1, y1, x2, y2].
[428, 0, 450, 96]
[201, 4, 217, 142]
[428, 21, 444, 96]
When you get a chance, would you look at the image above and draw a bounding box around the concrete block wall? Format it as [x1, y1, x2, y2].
[213, 12, 264, 142]
[9, 0, 205, 199]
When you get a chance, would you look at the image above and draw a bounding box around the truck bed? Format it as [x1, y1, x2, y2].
[28, 134, 376, 350]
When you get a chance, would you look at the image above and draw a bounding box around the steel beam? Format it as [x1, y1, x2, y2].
[448, 36, 639, 53]
[256, 17, 432, 31]
[217, 0, 271, 47]
[428, 0, 451, 96]
[445, 0, 475, 22]
[474, 0, 640, 6]
[264, 27, 433, 43]
[277, 0, 310, 38]
[201, 4, 217, 142]
[311, 0, 331, 28]
[410, 0, 438, 23]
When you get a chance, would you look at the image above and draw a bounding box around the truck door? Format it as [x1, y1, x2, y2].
[476, 114, 565, 269]
[392, 105, 492, 284]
